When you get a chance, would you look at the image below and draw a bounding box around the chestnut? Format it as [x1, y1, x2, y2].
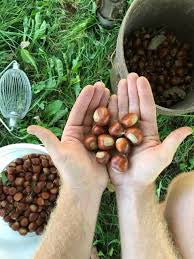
[13, 192, 23, 202]
[7, 174, 15, 182]
[92, 125, 106, 136]
[84, 135, 98, 151]
[116, 138, 131, 154]
[15, 177, 24, 186]
[125, 127, 143, 145]
[36, 226, 44, 235]
[29, 222, 38, 232]
[30, 204, 38, 212]
[41, 192, 50, 200]
[9, 187, 17, 196]
[11, 222, 20, 231]
[96, 151, 111, 165]
[20, 217, 29, 227]
[98, 134, 115, 151]
[110, 155, 129, 172]
[109, 122, 124, 137]
[19, 227, 28, 236]
[7, 167, 16, 175]
[36, 197, 44, 206]
[93, 107, 110, 126]
[120, 113, 139, 128]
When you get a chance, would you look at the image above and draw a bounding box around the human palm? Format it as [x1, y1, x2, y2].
[28, 82, 110, 193]
[108, 74, 192, 189]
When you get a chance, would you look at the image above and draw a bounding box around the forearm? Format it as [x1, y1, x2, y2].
[34, 184, 102, 259]
[116, 184, 179, 259]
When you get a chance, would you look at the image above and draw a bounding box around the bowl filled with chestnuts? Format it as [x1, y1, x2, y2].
[111, 0, 194, 115]
[0, 144, 60, 259]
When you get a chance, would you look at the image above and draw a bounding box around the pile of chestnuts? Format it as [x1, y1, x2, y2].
[124, 28, 193, 108]
[84, 107, 143, 172]
[0, 154, 60, 236]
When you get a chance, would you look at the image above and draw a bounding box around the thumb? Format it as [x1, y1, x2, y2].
[27, 125, 61, 158]
[161, 127, 193, 164]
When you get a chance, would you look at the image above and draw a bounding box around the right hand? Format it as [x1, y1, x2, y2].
[28, 83, 110, 197]
[108, 73, 193, 192]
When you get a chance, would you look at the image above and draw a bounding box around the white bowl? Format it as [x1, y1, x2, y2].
[0, 144, 48, 259]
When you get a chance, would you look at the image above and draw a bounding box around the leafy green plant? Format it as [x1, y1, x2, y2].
[0, 0, 193, 257]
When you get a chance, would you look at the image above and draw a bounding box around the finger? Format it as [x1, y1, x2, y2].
[83, 82, 105, 126]
[99, 88, 110, 107]
[108, 95, 118, 123]
[137, 76, 157, 125]
[65, 85, 95, 127]
[117, 79, 129, 120]
[27, 126, 61, 158]
[161, 127, 193, 164]
[127, 73, 140, 117]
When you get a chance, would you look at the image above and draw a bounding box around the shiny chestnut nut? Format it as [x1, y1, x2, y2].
[92, 125, 106, 136]
[98, 134, 115, 151]
[110, 155, 129, 172]
[120, 113, 139, 128]
[116, 138, 131, 154]
[125, 127, 143, 145]
[19, 228, 28, 236]
[93, 107, 110, 126]
[84, 135, 98, 151]
[109, 122, 124, 137]
[96, 151, 111, 165]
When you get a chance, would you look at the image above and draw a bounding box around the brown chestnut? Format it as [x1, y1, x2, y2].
[20, 217, 29, 227]
[29, 222, 37, 232]
[13, 192, 23, 202]
[96, 151, 111, 165]
[15, 177, 24, 186]
[98, 134, 115, 151]
[30, 204, 38, 212]
[120, 113, 139, 128]
[84, 135, 98, 151]
[93, 107, 110, 126]
[92, 125, 106, 136]
[125, 127, 143, 145]
[109, 122, 124, 137]
[11, 222, 20, 231]
[41, 192, 50, 200]
[19, 227, 28, 236]
[110, 155, 129, 172]
[116, 138, 131, 154]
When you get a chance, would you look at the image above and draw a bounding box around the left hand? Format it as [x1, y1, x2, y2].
[108, 73, 192, 192]
[28, 82, 110, 196]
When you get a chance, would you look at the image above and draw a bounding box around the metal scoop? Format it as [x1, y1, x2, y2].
[0, 61, 32, 131]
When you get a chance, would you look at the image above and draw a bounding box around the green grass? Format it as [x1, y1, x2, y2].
[0, 0, 194, 257]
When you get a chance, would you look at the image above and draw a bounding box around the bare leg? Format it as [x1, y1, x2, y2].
[164, 171, 194, 259]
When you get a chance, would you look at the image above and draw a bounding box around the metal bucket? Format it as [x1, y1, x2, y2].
[111, 0, 194, 115]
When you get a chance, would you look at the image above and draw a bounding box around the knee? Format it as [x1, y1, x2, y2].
[164, 171, 194, 220]
[167, 171, 194, 197]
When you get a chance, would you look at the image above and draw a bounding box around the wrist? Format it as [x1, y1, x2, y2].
[59, 183, 102, 216]
[116, 183, 155, 202]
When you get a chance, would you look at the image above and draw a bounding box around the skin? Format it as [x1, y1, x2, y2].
[28, 73, 193, 259]
[108, 73, 192, 259]
[29, 82, 110, 259]
[165, 171, 194, 259]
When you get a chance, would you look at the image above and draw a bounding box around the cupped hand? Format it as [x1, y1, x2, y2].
[108, 73, 192, 191]
[27, 83, 110, 195]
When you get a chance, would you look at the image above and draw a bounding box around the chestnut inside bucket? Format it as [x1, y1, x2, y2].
[111, 0, 194, 115]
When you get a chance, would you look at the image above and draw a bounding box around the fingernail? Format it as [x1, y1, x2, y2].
[188, 127, 193, 134]
[95, 82, 105, 88]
